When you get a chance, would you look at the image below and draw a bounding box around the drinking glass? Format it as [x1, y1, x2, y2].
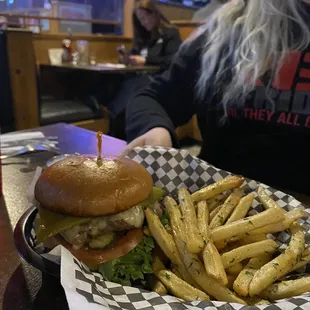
[76, 40, 89, 65]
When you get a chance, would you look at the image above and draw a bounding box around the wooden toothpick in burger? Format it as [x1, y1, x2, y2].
[96, 131, 103, 166]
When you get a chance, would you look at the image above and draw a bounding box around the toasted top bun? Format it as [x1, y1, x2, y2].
[34, 155, 153, 217]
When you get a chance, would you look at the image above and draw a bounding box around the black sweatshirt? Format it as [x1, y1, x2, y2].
[131, 27, 182, 72]
[126, 23, 310, 195]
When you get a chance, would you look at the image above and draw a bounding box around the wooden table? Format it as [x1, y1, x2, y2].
[0, 123, 126, 310]
[39, 63, 160, 109]
[40, 63, 160, 74]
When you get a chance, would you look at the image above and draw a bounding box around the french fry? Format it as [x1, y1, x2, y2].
[221, 239, 278, 269]
[197, 200, 228, 285]
[222, 234, 267, 253]
[155, 269, 210, 301]
[209, 204, 224, 223]
[168, 197, 244, 304]
[237, 234, 267, 245]
[152, 255, 165, 272]
[207, 193, 229, 212]
[233, 254, 272, 297]
[147, 275, 168, 295]
[176, 234, 246, 303]
[259, 276, 310, 301]
[145, 208, 196, 286]
[149, 256, 168, 296]
[215, 240, 229, 251]
[171, 264, 183, 279]
[169, 204, 246, 304]
[248, 208, 306, 236]
[178, 189, 204, 253]
[221, 208, 306, 251]
[226, 274, 237, 290]
[227, 263, 243, 276]
[211, 208, 285, 244]
[249, 223, 305, 296]
[153, 244, 169, 266]
[291, 248, 310, 272]
[226, 193, 255, 224]
[258, 186, 285, 213]
[145, 208, 180, 265]
[164, 198, 201, 288]
[209, 188, 243, 229]
[197, 200, 210, 240]
[192, 175, 244, 202]
[203, 241, 228, 285]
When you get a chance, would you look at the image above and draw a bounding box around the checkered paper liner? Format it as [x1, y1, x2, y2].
[58, 147, 310, 310]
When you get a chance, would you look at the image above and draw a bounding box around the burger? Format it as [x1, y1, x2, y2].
[34, 155, 163, 285]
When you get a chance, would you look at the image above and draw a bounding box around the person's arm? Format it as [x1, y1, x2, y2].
[119, 45, 137, 65]
[126, 34, 204, 147]
[145, 28, 182, 70]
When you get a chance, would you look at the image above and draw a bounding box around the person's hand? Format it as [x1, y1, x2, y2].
[129, 55, 146, 66]
[119, 127, 172, 156]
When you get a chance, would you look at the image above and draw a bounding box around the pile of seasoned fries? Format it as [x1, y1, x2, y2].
[145, 176, 310, 305]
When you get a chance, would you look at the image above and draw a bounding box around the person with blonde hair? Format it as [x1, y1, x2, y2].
[193, 0, 228, 21]
[122, 0, 310, 194]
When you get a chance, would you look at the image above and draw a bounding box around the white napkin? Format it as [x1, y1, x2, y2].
[96, 63, 126, 69]
[1, 131, 44, 144]
[1, 131, 57, 155]
[60, 247, 110, 310]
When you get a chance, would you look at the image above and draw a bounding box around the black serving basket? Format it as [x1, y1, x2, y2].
[13, 154, 72, 278]
[14, 206, 61, 278]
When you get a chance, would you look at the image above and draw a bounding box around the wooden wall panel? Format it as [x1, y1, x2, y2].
[33, 33, 132, 64]
[32, 25, 198, 66]
[124, 0, 135, 38]
[6, 29, 40, 130]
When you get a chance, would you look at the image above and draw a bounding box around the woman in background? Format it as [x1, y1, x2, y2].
[109, 0, 181, 139]
[122, 0, 310, 195]
[120, 0, 182, 71]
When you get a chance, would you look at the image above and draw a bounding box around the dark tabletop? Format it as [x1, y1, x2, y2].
[40, 63, 160, 74]
[0, 123, 126, 310]
[2, 123, 310, 310]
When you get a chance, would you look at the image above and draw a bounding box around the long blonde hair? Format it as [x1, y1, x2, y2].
[197, 0, 310, 115]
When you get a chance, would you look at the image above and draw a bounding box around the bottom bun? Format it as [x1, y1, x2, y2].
[54, 228, 143, 266]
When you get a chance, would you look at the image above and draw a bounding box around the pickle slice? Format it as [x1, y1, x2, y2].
[35, 208, 91, 243]
[140, 187, 164, 207]
[89, 232, 115, 249]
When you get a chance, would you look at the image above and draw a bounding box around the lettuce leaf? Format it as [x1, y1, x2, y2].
[97, 236, 154, 286]
[160, 209, 169, 228]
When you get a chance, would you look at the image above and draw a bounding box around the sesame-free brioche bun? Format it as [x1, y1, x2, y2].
[34, 155, 153, 217]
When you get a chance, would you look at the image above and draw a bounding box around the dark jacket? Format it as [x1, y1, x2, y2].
[131, 27, 182, 72]
[126, 28, 310, 195]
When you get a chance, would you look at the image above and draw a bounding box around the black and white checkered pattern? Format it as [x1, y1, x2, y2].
[66, 147, 310, 310]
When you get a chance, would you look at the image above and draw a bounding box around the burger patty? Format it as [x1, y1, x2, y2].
[60, 205, 144, 248]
